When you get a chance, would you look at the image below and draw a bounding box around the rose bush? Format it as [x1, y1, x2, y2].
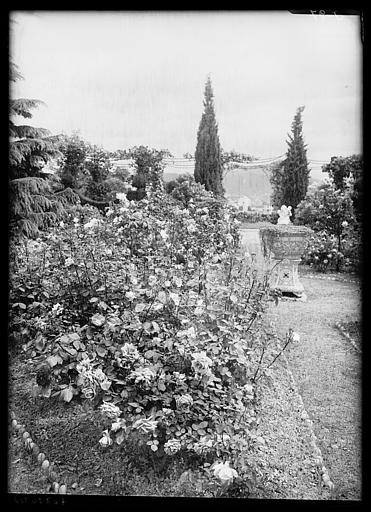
[9, 186, 277, 492]
[295, 180, 361, 272]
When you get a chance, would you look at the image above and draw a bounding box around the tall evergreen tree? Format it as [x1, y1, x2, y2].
[270, 106, 310, 217]
[194, 76, 224, 196]
[9, 62, 76, 238]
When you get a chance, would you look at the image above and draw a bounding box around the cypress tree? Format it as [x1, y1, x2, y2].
[194, 76, 224, 196]
[272, 106, 310, 217]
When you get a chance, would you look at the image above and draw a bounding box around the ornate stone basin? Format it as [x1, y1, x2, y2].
[259, 224, 312, 298]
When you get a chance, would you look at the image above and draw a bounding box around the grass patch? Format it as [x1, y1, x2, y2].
[270, 275, 361, 500]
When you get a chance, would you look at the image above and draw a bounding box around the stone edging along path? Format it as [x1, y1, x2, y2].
[334, 322, 361, 355]
[279, 353, 334, 491]
[303, 274, 358, 285]
[271, 321, 335, 494]
[10, 411, 67, 495]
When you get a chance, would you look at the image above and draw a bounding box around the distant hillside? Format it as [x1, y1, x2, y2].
[163, 166, 272, 204]
[163, 166, 325, 204]
[224, 167, 272, 203]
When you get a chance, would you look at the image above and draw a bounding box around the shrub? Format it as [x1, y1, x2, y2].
[167, 175, 214, 208]
[295, 180, 361, 272]
[9, 188, 278, 489]
[301, 227, 361, 273]
[236, 211, 278, 225]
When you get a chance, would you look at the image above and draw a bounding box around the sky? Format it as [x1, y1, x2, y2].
[10, 11, 362, 179]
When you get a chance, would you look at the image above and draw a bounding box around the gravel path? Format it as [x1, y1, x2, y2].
[269, 275, 362, 500]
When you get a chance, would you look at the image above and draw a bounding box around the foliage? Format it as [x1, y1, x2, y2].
[58, 133, 89, 189]
[221, 151, 256, 177]
[194, 77, 224, 196]
[85, 146, 111, 183]
[236, 211, 278, 225]
[9, 63, 61, 180]
[221, 151, 255, 166]
[295, 181, 361, 271]
[166, 174, 216, 208]
[127, 146, 171, 201]
[104, 177, 130, 199]
[268, 160, 286, 209]
[183, 152, 194, 160]
[300, 229, 361, 273]
[9, 178, 79, 239]
[322, 155, 362, 221]
[109, 149, 132, 160]
[9, 62, 76, 238]
[270, 107, 310, 217]
[82, 146, 113, 201]
[9, 189, 281, 487]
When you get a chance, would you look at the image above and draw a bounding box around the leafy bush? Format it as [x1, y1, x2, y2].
[301, 227, 361, 273]
[167, 175, 217, 209]
[127, 146, 171, 201]
[236, 211, 278, 225]
[322, 154, 362, 221]
[295, 180, 361, 272]
[9, 187, 279, 491]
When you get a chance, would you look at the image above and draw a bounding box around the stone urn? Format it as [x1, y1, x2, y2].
[259, 223, 312, 298]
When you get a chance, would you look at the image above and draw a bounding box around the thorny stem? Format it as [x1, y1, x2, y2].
[81, 258, 94, 293]
[262, 333, 292, 375]
[58, 243, 75, 306]
[136, 292, 158, 345]
[252, 342, 267, 384]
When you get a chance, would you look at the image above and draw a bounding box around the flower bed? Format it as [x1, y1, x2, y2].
[9, 189, 283, 496]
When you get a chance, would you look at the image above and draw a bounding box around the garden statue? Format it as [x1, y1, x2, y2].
[277, 205, 292, 225]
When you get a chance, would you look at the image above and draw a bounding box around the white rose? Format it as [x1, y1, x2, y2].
[292, 331, 300, 343]
[99, 430, 113, 447]
[212, 461, 238, 483]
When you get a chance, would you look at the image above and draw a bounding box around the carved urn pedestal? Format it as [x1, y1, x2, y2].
[259, 225, 312, 299]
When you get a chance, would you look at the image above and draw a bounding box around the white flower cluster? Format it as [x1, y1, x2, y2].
[116, 192, 128, 203]
[172, 372, 186, 383]
[111, 418, 126, 432]
[212, 461, 238, 484]
[191, 351, 213, 377]
[84, 218, 101, 231]
[129, 367, 156, 384]
[159, 229, 169, 241]
[26, 239, 46, 253]
[51, 303, 64, 316]
[225, 233, 234, 245]
[100, 401, 122, 420]
[76, 359, 111, 398]
[112, 215, 123, 225]
[291, 331, 300, 343]
[175, 394, 193, 409]
[164, 438, 182, 455]
[193, 437, 213, 455]
[99, 429, 113, 448]
[120, 342, 140, 362]
[186, 219, 197, 234]
[132, 417, 158, 434]
[65, 257, 75, 267]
